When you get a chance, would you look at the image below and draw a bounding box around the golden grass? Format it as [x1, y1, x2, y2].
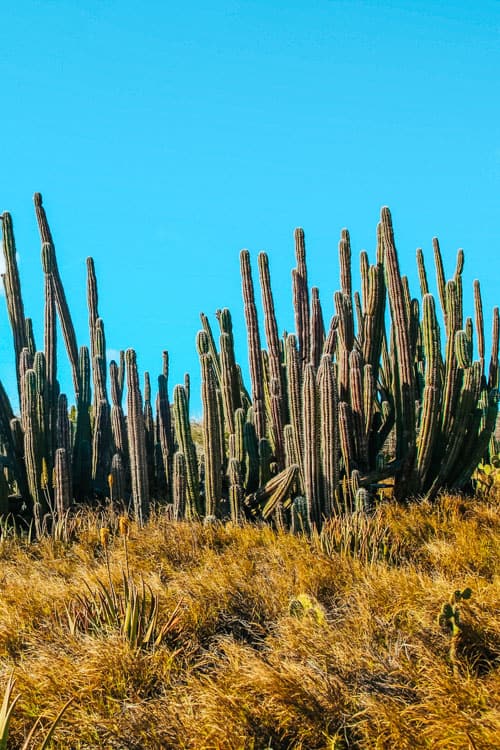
[0, 493, 498, 749]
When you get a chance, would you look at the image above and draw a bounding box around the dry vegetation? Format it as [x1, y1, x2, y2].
[0, 492, 498, 749]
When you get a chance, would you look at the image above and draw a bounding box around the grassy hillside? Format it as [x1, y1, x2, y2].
[0, 492, 498, 749]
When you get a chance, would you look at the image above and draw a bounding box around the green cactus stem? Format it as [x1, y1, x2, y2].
[240, 250, 266, 440]
[125, 349, 150, 524]
[1, 211, 28, 403]
[381, 206, 416, 499]
[200, 353, 223, 517]
[173, 383, 200, 517]
[317, 354, 339, 516]
[36, 192, 79, 396]
[292, 228, 310, 368]
[172, 450, 187, 520]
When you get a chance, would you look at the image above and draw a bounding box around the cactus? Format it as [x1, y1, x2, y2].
[36, 195, 79, 395]
[1, 212, 28, 404]
[317, 354, 339, 516]
[24, 370, 45, 534]
[173, 384, 200, 517]
[172, 451, 187, 520]
[125, 349, 150, 524]
[258, 253, 286, 466]
[438, 587, 472, 674]
[240, 250, 266, 440]
[380, 207, 416, 499]
[292, 228, 310, 368]
[302, 363, 322, 527]
[200, 353, 222, 517]
[73, 347, 92, 500]
[0, 195, 498, 534]
[54, 448, 71, 517]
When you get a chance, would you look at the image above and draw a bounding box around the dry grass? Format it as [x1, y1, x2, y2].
[0, 493, 498, 749]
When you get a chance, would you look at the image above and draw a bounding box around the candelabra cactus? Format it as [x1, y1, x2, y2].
[0, 195, 497, 532]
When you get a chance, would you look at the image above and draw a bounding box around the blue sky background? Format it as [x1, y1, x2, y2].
[0, 0, 498, 416]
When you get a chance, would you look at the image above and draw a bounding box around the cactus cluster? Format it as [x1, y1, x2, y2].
[0, 196, 498, 533]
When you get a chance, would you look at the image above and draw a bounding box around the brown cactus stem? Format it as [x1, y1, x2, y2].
[283, 423, 299, 468]
[228, 457, 243, 522]
[310, 287, 325, 368]
[1, 212, 28, 403]
[110, 360, 122, 410]
[285, 334, 304, 475]
[338, 400, 355, 511]
[416, 248, 429, 297]
[381, 207, 416, 499]
[54, 448, 71, 518]
[244, 463, 299, 519]
[56, 393, 73, 504]
[302, 363, 322, 527]
[125, 349, 150, 524]
[36, 193, 79, 396]
[292, 228, 311, 368]
[268, 376, 285, 468]
[488, 307, 499, 389]
[240, 250, 266, 440]
[349, 350, 368, 472]
[317, 354, 339, 516]
[363, 364, 375, 438]
[335, 291, 354, 402]
[323, 315, 338, 357]
[24, 370, 44, 533]
[354, 291, 363, 341]
[110, 453, 126, 507]
[258, 252, 286, 462]
[339, 228, 352, 301]
[200, 353, 222, 517]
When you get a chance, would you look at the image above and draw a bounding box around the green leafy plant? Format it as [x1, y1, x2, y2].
[65, 572, 182, 650]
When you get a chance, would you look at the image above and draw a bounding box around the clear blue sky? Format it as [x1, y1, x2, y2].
[1, 0, 498, 416]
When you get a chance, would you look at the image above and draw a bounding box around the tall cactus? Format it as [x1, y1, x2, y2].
[240, 250, 266, 441]
[200, 353, 222, 517]
[1, 212, 28, 403]
[173, 384, 199, 517]
[126, 349, 150, 524]
[380, 207, 416, 499]
[35, 195, 79, 395]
